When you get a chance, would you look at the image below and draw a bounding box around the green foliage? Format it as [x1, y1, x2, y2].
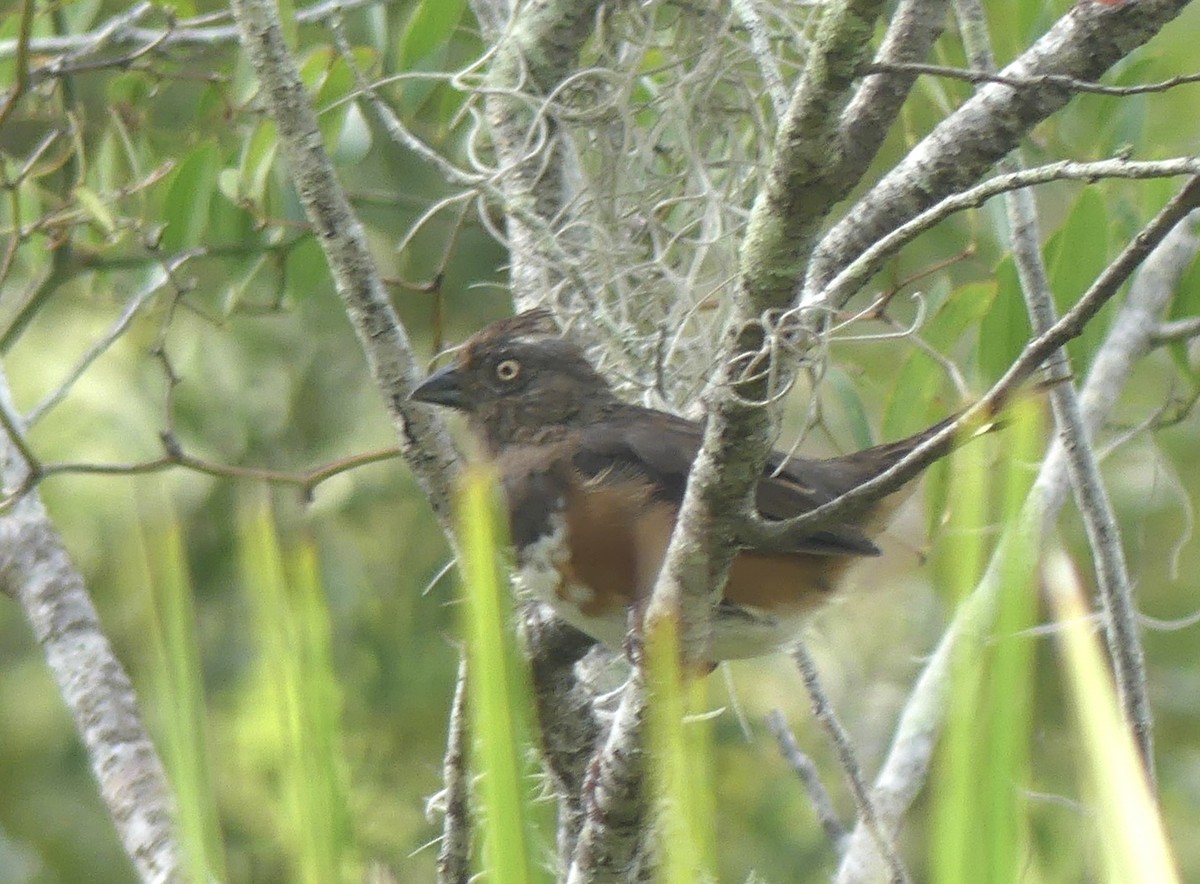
[1045, 188, 1112, 372]
[137, 487, 226, 883]
[930, 403, 1042, 884]
[645, 616, 716, 883]
[455, 468, 547, 883]
[1046, 552, 1182, 883]
[237, 493, 356, 883]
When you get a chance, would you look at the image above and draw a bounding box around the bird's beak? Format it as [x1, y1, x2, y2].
[410, 364, 468, 409]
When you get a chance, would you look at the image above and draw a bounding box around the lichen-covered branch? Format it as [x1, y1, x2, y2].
[0, 373, 184, 884]
[835, 0, 952, 200]
[807, 0, 1193, 298]
[566, 672, 649, 884]
[577, 0, 890, 872]
[230, 0, 459, 526]
[434, 659, 471, 884]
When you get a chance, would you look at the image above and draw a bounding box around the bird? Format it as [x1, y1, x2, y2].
[411, 309, 984, 662]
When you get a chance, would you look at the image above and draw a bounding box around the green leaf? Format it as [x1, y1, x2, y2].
[239, 119, 279, 203]
[826, 367, 875, 449]
[75, 185, 117, 236]
[926, 280, 997, 352]
[1045, 188, 1111, 371]
[136, 493, 226, 884]
[399, 0, 468, 68]
[977, 258, 1032, 386]
[884, 351, 944, 441]
[161, 142, 220, 253]
[332, 102, 373, 165]
[1046, 547, 1183, 884]
[884, 281, 996, 440]
[455, 467, 547, 883]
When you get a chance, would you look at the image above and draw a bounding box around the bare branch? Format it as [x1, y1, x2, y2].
[867, 60, 1200, 97]
[476, 0, 606, 313]
[1151, 315, 1200, 346]
[0, 370, 185, 884]
[26, 255, 187, 426]
[0, 0, 384, 59]
[765, 709, 847, 852]
[731, 0, 789, 117]
[435, 659, 472, 884]
[794, 644, 909, 883]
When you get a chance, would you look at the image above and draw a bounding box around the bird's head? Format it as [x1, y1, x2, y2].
[410, 310, 619, 452]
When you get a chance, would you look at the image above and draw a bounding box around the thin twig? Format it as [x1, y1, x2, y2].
[0, 0, 383, 58]
[435, 659, 472, 884]
[1150, 315, 1200, 346]
[731, 0, 789, 117]
[834, 206, 1200, 884]
[794, 644, 910, 884]
[867, 60, 1200, 97]
[956, 0, 1155, 783]
[765, 708, 848, 853]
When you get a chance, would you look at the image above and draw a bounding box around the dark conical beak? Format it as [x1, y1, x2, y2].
[410, 364, 468, 409]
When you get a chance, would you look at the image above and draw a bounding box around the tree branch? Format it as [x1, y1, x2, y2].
[0, 371, 185, 884]
[818, 156, 1200, 312]
[866, 60, 1200, 97]
[765, 709, 847, 852]
[746, 175, 1200, 544]
[794, 643, 910, 884]
[0, 0, 384, 59]
[807, 0, 1193, 298]
[230, 0, 460, 527]
[954, 0, 1153, 782]
[835, 0, 953, 200]
[833, 204, 1200, 884]
[435, 659, 471, 884]
[477, 0, 606, 314]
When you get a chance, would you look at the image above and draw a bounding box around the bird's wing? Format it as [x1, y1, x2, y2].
[572, 406, 881, 557]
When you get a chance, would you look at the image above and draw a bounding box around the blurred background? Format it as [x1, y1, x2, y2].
[1, 0, 1199, 881]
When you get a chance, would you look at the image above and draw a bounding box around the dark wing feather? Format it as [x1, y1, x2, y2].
[572, 405, 881, 557]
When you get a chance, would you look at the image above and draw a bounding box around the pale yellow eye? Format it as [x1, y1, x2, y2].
[495, 358, 521, 382]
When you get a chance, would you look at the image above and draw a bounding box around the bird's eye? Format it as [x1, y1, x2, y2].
[495, 358, 521, 382]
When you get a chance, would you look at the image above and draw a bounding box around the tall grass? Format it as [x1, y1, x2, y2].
[455, 466, 548, 882]
[135, 484, 226, 883]
[1045, 550, 1180, 884]
[931, 403, 1041, 884]
[238, 492, 355, 883]
[645, 614, 717, 883]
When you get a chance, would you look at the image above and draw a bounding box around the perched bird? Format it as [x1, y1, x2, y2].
[412, 310, 976, 661]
